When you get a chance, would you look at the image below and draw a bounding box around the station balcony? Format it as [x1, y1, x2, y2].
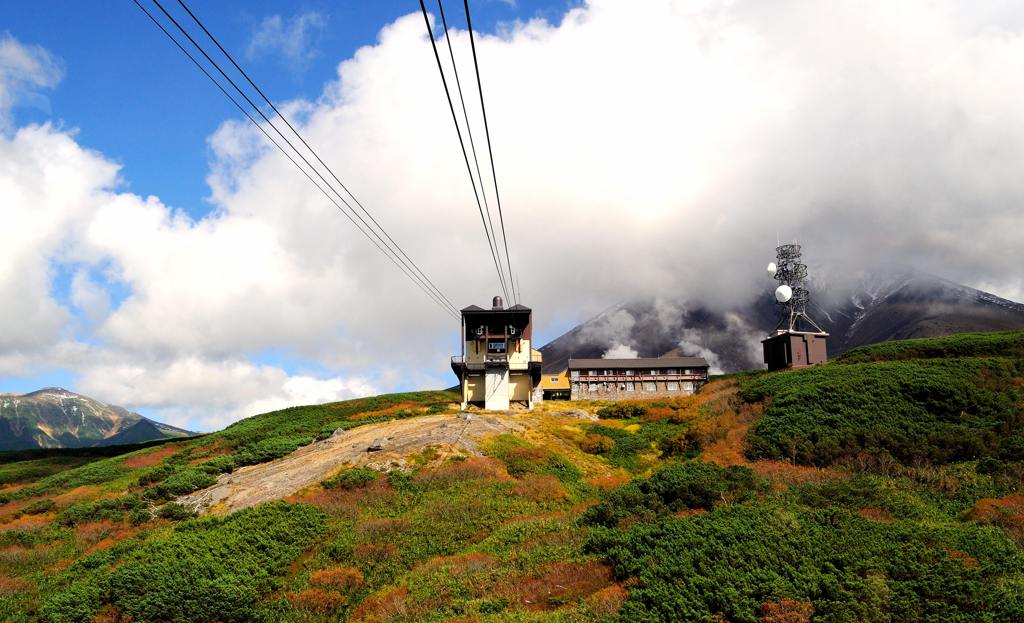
[450, 352, 543, 383]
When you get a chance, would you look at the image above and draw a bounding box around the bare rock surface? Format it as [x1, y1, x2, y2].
[178, 412, 523, 515]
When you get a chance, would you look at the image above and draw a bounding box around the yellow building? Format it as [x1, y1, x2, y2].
[539, 369, 570, 401]
[451, 296, 542, 410]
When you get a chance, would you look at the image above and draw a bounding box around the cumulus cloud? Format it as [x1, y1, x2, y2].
[246, 12, 327, 72]
[75, 357, 377, 431]
[5, 0, 1024, 429]
[0, 33, 63, 130]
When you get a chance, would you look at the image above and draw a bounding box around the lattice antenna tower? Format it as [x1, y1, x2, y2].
[767, 244, 825, 333]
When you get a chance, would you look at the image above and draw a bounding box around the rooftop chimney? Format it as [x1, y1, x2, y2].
[492, 295, 504, 310]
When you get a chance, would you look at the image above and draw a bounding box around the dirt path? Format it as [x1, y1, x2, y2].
[179, 412, 523, 515]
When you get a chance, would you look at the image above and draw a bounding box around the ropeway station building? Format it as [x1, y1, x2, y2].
[567, 357, 709, 400]
[451, 296, 543, 410]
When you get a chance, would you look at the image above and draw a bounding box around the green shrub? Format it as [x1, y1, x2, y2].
[233, 435, 314, 467]
[107, 502, 326, 623]
[156, 468, 217, 498]
[742, 358, 1024, 466]
[597, 403, 649, 419]
[584, 461, 766, 528]
[39, 579, 103, 623]
[21, 498, 55, 515]
[157, 502, 195, 521]
[58, 495, 147, 527]
[197, 455, 236, 475]
[137, 464, 175, 486]
[589, 504, 1024, 623]
[322, 467, 379, 490]
[838, 330, 1024, 364]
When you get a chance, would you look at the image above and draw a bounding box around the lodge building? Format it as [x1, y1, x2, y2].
[567, 357, 709, 400]
[451, 296, 543, 410]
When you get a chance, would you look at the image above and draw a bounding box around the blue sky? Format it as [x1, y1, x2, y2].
[5, 0, 574, 218]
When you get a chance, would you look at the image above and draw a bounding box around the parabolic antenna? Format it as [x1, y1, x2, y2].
[775, 284, 793, 303]
[767, 262, 777, 278]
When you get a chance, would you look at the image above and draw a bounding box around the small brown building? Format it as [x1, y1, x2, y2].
[568, 357, 709, 401]
[762, 331, 828, 371]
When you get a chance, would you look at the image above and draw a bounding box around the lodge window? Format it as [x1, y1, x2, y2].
[682, 382, 693, 393]
[623, 369, 633, 376]
[643, 383, 657, 391]
[570, 371, 580, 379]
[648, 369, 659, 376]
[625, 382, 635, 391]
[666, 369, 678, 375]
[667, 382, 679, 391]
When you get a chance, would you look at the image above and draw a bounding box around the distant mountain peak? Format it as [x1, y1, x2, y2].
[539, 271, 1024, 374]
[0, 388, 193, 451]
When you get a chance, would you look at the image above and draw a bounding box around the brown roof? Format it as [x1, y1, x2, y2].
[461, 303, 532, 313]
[568, 357, 709, 370]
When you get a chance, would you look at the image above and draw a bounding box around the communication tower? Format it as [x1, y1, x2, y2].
[762, 244, 829, 370]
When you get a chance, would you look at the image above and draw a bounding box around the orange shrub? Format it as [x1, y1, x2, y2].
[122, 444, 179, 469]
[356, 518, 410, 540]
[287, 588, 348, 612]
[512, 560, 614, 610]
[416, 553, 497, 576]
[585, 584, 628, 618]
[578, 433, 615, 454]
[290, 478, 394, 516]
[350, 586, 411, 622]
[510, 474, 568, 502]
[310, 566, 364, 592]
[0, 576, 31, 595]
[586, 473, 631, 491]
[760, 598, 814, 623]
[415, 457, 507, 483]
[353, 542, 399, 564]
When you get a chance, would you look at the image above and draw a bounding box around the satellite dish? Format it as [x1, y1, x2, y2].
[767, 262, 777, 278]
[775, 285, 793, 303]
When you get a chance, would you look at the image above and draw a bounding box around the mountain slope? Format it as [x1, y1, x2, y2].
[2, 333, 1023, 622]
[0, 388, 192, 451]
[540, 270, 1024, 373]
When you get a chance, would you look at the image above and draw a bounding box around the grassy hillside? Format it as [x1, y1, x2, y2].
[2, 332, 1023, 622]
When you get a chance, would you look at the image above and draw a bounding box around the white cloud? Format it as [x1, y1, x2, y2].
[75, 356, 377, 431]
[246, 12, 327, 71]
[5, 0, 1024, 430]
[0, 33, 63, 130]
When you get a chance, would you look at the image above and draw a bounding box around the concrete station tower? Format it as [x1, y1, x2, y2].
[451, 296, 543, 410]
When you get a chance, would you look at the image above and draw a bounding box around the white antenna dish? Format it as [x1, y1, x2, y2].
[775, 285, 793, 303]
[767, 262, 777, 278]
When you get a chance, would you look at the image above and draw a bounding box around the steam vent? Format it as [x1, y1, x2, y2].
[763, 244, 829, 371]
[451, 296, 543, 410]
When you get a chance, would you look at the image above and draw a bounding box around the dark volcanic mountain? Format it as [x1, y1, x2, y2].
[0, 388, 193, 451]
[540, 271, 1024, 373]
